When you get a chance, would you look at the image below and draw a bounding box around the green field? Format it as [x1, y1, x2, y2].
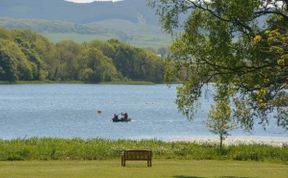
[43, 20, 171, 49]
[44, 33, 113, 43]
[0, 17, 171, 49]
[0, 160, 287, 178]
[44, 32, 170, 49]
[0, 138, 287, 177]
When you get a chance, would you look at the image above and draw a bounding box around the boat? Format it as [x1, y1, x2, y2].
[96, 109, 102, 113]
[112, 117, 132, 122]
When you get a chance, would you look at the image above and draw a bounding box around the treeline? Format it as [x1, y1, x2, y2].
[0, 28, 164, 83]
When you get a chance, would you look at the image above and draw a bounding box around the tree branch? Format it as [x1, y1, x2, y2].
[185, 0, 254, 36]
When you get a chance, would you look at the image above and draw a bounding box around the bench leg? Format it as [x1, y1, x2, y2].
[147, 160, 152, 167]
[121, 157, 125, 167]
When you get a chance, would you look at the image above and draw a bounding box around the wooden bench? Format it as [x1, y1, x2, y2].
[121, 149, 152, 167]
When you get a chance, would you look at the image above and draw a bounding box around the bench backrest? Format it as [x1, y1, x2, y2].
[123, 150, 152, 160]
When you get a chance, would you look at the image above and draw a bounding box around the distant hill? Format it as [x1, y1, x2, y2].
[0, 0, 170, 48]
[0, 0, 158, 24]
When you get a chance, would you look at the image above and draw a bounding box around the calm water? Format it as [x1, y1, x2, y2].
[0, 84, 286, 140]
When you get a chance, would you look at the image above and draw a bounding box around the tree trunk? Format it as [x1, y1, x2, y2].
[219, 134, 223, 150]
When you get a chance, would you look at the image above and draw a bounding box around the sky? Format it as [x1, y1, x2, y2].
[65, 0, 124, 3]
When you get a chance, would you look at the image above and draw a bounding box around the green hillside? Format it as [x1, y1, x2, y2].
[0, 0, 158, 24]
[0, 0, 172, 49]
[44, 33, 170, 49]
[0, 17, 171, 49]
[44, 20, 171, 48]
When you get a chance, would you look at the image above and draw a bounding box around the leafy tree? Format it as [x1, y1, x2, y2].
[207, 85, 234, 149]
[89, 39, 164, 82]
[78, 47, 118, 83]
[149, 0, 288, 130]
[55, 40, 81, 80]
[0, 28, 11, 40]
[142, 50, 165, 82]
[11, 29, 50, 80]
[79, 68, 95, 82]
[106, 40, 136, 78]
[89, 40, 116, 60]
[0, 42, 18, 82]
[0, 39, 34, 81]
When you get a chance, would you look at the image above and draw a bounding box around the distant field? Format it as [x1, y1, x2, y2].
[44, 32, 170, 49]
[0, 160, 287, 178]
[43, 33, 113, 43]
[42, 19, 171, 49]
[0, 17, 171, 49]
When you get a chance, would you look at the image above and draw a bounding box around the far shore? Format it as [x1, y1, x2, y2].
[0, 80, 158, 85]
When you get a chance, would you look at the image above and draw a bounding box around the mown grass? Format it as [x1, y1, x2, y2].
[0, 138, 287, 163]
[0, 160, 287, 178]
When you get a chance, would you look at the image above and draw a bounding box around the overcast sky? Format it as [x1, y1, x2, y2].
[65, 0, 124, 3]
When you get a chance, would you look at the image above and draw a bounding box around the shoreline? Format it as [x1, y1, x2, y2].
[0, 80, 157, 85]
[0, 136, 287, 147]
[167, 136, 288, 147]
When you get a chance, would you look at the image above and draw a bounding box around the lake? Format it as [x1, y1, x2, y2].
[0, 84, 286, 140]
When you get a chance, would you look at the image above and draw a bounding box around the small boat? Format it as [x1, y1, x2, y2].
[96, 109, 102, 113]
[112, 117, 132, 122]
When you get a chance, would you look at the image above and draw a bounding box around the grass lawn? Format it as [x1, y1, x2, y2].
[0, 160, 287, 178]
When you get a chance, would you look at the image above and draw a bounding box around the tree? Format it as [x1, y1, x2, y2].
[89, 39, 164, 82]
[0, 39, 34, 82]
[207, 85, 234, 149]
[55, 40, 81, 80]
[78, 47, 119, 83]
[12, 29, 50, 80]
[149, 0, 288, 130]
[0, 44, 18, 82]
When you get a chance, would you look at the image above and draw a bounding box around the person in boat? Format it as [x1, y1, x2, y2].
[121, 112, 128, 120]
[113, 114, 119, 120]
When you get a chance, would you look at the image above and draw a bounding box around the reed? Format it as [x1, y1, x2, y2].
[0, 138, 287, 162]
